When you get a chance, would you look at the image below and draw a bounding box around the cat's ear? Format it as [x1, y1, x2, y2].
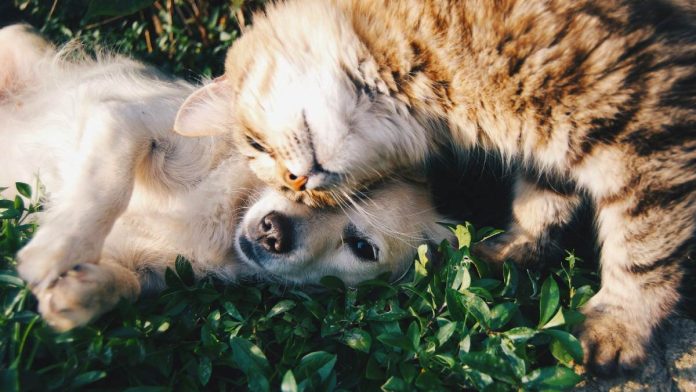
[174, 76, 232, 137]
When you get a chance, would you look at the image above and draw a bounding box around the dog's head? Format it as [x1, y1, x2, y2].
[235, 179, 453, 286]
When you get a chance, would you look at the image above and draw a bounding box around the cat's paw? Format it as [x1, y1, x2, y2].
[471, 231, 540, 267]
[577, 306, 649, 376]
[35, 263, 122, 331]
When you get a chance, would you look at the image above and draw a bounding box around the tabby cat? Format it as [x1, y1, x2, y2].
[174, 0, 696, 375]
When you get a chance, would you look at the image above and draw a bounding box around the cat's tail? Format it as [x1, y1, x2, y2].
[0, 24, 55, 100]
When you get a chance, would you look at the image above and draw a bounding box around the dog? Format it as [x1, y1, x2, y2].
[0, 24, 452, 331]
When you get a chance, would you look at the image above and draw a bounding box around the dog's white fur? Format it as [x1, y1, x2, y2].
[0, 25, 452, 331]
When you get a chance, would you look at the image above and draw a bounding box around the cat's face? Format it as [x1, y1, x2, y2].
[230, 61, 432, 207]
[173, 4, 431, 206]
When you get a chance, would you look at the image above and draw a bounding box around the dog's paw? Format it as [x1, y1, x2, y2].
[35, 263, 121, 331]
[577, 306, 649, 376]
[16, 231, 101, 290]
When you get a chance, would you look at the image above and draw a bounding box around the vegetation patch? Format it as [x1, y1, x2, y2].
[0, 183, 598, 391]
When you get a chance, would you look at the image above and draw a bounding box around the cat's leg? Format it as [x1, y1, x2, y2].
[473, 173, 581, 267]
[17, 101, 152, 291]
[36, 259, 140, 331]
[579, 190, 693, 375]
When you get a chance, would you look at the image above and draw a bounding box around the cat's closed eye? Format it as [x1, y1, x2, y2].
[246, 135, 267, 153]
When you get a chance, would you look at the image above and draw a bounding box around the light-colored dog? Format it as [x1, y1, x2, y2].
[0, 25, 452, 331]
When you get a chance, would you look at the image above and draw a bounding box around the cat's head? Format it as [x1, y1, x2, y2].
[173, 0, 432, 206]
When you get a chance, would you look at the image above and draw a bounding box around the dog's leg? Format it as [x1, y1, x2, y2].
[36, 258, 140, 331]
[17, 101, 152, 292]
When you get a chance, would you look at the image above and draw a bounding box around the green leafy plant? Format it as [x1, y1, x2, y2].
[0, 184, 598, 391]
[10, 0, 266, 79]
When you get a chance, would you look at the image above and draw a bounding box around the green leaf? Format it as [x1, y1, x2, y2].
[0, 200, 14, 209]
[462, 368, 494, 390]
[320, 275, 345, 291]
[541, 308, 565, 329]
[295, 351, 337, 389]
[0, 209, 20, 219]
[434, 354, 456, 368]
[543, 329, 583, 363]
[522, 366, 582, 389]
[503, 327, 538, 344]
[499, 340, 527, 380]
[467, 248, 490, 278]
[550, 338, 575, 367]
[223, 302, 244, 321]
[198, 357, 212, 386]
[445, 288, 467, 321]
[281, 370, 298, 392]
[407, 321, 420, 351]
[436, 320, 457, 346]
[365, 357, 385, 380]
[475, 227, 504, 242]
[458, 351, 517, 384]
[414, 370, 445, 391]
[15, 182, 31, 198]
[570, 285, 595, 309]
[85, 0, 156, 19]
[452, 224, 472, 249]
[538, 277, 560, 327]
[342, 329, 372, 353]
[414, 244, 430, 283]
[0, 274, 24, 287]
[13, 196, 24, 212]
[229, 337, 270, 392]
[489, 303, 518, 330]
[460, 290, 491, 329]
[267, 300, 296, 318]
[562, 308, 586, 328]
[174, 256, 195, 286]
[70, 370, 107, 388]
[500, 261, 519, 297]
[381, 376, 409, 392]
[377, 333, 414, 352]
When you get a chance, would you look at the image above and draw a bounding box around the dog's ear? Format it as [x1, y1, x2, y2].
[174, 76, 232, 137]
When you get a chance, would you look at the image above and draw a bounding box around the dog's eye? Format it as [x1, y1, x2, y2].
[346, 237, 379, 262]
[246, 135, 267, 153]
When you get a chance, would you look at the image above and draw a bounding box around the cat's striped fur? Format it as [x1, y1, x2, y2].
[174, 0, 696, 375]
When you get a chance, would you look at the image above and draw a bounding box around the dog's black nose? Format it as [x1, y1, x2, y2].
[256, 212, 292, 254]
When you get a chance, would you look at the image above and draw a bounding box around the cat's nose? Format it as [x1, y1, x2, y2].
[283, 170, 308, 192]
[255, 212, 292, 254]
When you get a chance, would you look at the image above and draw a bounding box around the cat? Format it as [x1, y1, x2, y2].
[173, 0, 696, 375]
[1, 24, 452, 331]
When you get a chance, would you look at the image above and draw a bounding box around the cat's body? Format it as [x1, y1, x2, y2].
[174, 0, 696, 374]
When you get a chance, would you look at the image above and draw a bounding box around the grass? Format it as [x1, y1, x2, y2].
[0, 182, 599, 391]
[2, 1, 600, 390]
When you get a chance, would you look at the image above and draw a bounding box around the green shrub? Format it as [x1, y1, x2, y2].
[0, 184, 598, 391]
[9, 0, 266, 79]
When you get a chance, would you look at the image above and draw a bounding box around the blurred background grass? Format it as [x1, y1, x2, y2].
[1, 0, 265, 80]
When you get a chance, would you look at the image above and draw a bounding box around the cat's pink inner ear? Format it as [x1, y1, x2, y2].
[173, 78, 230, 137]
